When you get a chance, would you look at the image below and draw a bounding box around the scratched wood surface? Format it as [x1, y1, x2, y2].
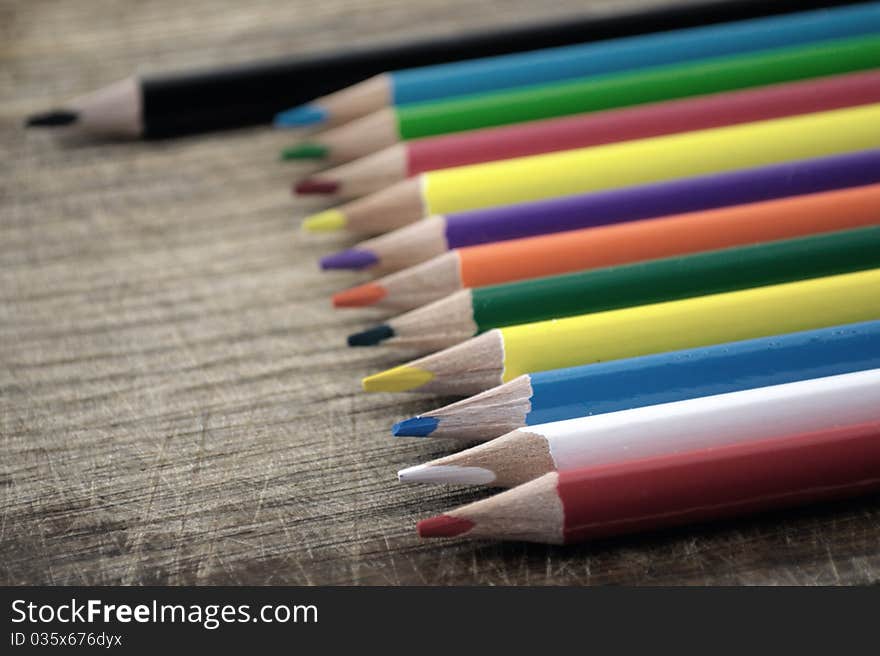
[2, 0, 879, 586]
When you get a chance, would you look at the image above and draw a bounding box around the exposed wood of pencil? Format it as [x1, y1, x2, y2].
[311, 74, 392, 127]
[435, 473, 565, 543]
[337, 177, 425, 234]
[308, 108, 399, 164]
[384, 288, 477, 351]
[356, 215, 449, 273]
[336, 251, 462, 310]
[399, 428, 552, 487]
[408, 374, 534, 440]
[303, 144, 409, 199]
[376, 330, 504, 395]
[49, 77, 142, 137]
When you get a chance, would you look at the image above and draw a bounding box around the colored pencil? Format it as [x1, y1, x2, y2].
[323, 149, 880, 273]
[302, 102, 880, 234]
[416, 419, 880, 543]
[32, 0, 817, 137]
[293, 34, 880, 166]
[298, 70, 880, 199]
[348, 226, 880, 351]
[399, 369, 880, 488]
[334, 182, 880, 311]
[277, 2, 880, 130]
[392, 321, 880, 440]
[361, 268, 880, 396]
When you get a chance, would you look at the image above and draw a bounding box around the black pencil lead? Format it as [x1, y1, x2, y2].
[25, 110, 79, 128]
[347, 324, 394, 347]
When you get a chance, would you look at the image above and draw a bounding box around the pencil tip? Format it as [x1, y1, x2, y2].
[274, 104, 327, 128]
[392, 416, 439, 437]
[348, 324, 394, 347]
[321, 248, 377, 270]
[302, 209, 346, 233]
[398, 463, 496, 485]
[294, 177, 339, 195]
[25, 110, 78, 127]
[282, 142, 329, 160]
[363, 365, 434, 393]
[417, 514, 475, 538]
[332, 282, 386, 308]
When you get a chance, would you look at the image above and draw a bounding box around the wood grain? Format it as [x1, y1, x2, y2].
[2, 0, 879, 586]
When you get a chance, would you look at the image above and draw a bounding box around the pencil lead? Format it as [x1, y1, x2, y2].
[320, 248, 377, 270]
[25, 110, 78, 127]
[332, 282, 386, 308]
[398, 463, 496, 485]
[347, 324, 394, 347]
[392, 416, 438, 437]
[417, 514, 475, 538]
[301, 209, 346, 233]
[363, 364, 433, 393]
[281, 142, 329, 160]
[294, 177, 339, 195]
[273, 104, 327, 128]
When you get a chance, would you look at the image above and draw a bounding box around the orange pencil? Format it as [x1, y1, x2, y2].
[333, 182, 880, 310]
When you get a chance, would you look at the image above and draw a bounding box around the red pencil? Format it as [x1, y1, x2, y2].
[418, 420, 880, 544]
[296, 70, 880, 199]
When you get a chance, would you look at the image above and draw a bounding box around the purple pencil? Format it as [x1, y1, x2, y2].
[320, 148, 880, 272]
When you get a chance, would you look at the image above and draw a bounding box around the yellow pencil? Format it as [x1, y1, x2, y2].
[362, 267, 880, 396]
[302, 102, 880, 234]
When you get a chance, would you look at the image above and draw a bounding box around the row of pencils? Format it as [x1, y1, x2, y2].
[30, 0, 880, 546]
[280, 1, 880, 545]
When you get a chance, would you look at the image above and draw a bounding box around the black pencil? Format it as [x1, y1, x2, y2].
[25, 0, 872, 138]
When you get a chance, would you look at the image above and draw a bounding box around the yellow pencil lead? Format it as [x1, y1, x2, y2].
[362, 365, 434, 393]
[301, 209, 346, 232]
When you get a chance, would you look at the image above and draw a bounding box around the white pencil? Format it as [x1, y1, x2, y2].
[398, 368, 880, 488]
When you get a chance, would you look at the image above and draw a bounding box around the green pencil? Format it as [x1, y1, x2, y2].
[347, 225, 880, 351]
[287, 33, 880, 163]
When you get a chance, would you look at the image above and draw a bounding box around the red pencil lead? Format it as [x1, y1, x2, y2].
[293, 178, 340, 195]
[417, 514, 475, 538]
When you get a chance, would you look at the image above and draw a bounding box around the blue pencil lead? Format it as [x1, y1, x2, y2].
[392, 416, 439, 438]
[274, 104, 328, 128]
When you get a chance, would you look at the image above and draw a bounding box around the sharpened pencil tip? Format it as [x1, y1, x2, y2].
[321, 248, 377, 270]
[348, 324, 394, 347]
[294, 178, 339, 195]
[392, 416, 439, 437]
[281, 142, 330, 160]
[25, 110, 78, 127]
[274, 104, 327, 128]
[363, 365, 434, 393]
[398, 464, 497, 485]
[417, 514, 475, 538]
[332, 282, 386, 308]
[302, 209, 346, 233]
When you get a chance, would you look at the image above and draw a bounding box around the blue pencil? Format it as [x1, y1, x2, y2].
[392, 321, 880, 441]
[276, 2, 880, 127]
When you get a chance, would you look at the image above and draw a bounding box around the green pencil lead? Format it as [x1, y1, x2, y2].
[281, 142, 329, 160]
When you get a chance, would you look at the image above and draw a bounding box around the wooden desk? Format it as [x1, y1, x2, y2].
[2, 0, 878, 585]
